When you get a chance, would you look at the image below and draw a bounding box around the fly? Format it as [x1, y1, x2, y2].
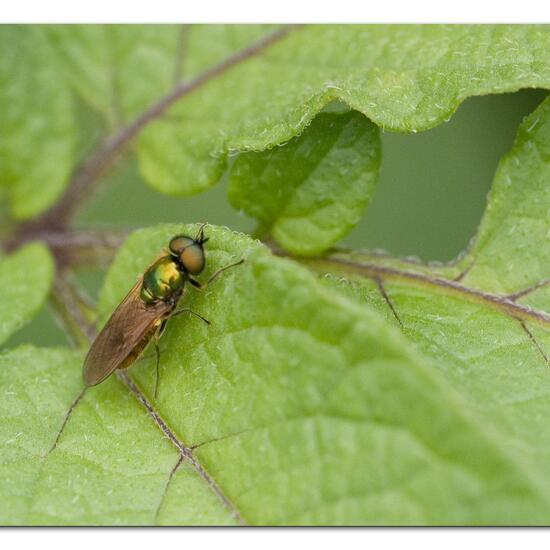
[82, 224, 243, 397]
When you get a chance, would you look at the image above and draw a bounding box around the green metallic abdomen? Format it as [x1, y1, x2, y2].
[140, 256, 185, 303]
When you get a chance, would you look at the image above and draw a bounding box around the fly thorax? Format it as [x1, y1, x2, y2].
[140, 256, 185, 303]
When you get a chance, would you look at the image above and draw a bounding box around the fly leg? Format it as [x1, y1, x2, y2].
[189, 259, 244, 290]
[170, 307, 210, 325]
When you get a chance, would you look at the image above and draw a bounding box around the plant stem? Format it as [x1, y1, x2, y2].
[5, 228, 131, 267]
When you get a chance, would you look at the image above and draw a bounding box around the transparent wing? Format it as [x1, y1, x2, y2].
[83, 280, 173, 386]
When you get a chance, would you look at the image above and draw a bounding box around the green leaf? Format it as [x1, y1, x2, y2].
[315, 93, 550, 515]
[4, 224, 550, 525]
[42, 25, 550, 199]
[45, 25, 273, 130]
[0, 26, 75, 220]
[0, 243, 54, 346]
[228, 110, 380, 255]
[46, 25, 183, 129]
[458, 95, 550, 298]
[0, 346, 234, 525]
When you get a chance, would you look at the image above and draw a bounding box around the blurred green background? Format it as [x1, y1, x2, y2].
[11, 88, 547, 348]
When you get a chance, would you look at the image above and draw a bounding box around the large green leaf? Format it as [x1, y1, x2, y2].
[0, 26, 75, 220]
[0, 243, 54, 346]
[3, 225, 550, 524]
[314, 93, 550, 507]
[0, 346, 234, 525]
[42, 25, 550, 200]
[228, 110, 380, 255]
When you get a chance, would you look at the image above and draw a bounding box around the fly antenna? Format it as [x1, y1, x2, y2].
[195, 222, 208, 244]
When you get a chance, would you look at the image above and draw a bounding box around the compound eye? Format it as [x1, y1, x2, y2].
[180, 243, 205, 274]
[169, 235, 194, 255]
